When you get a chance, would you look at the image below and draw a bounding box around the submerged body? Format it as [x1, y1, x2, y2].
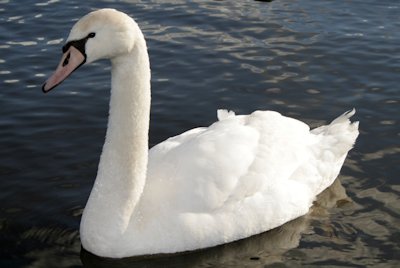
[42, 9, 359, 258]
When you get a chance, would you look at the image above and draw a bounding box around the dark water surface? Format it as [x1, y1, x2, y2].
[1, 0, 399, 267]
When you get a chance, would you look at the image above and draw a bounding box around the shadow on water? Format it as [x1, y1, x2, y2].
[80, 178, 349, 268]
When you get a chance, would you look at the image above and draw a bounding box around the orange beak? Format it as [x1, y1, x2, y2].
[42, 45, 86, 93]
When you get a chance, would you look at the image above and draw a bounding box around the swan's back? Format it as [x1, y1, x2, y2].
[123, 109, 359, 256]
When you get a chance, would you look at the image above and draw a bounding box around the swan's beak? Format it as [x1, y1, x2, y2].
[42, 46, 86, 93]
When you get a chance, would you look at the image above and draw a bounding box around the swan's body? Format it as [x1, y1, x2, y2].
[43, 9, 359, 258]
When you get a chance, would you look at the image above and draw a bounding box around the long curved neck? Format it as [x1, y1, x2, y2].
[80, 32, 151, 247]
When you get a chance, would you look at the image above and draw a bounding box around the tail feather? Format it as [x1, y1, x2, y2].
[331, 108, 356, 125]
[306, 109, 359, 195]
[312, 109, 359, 154]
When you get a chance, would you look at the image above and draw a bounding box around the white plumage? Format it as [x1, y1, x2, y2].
[43, 9, 359, 258]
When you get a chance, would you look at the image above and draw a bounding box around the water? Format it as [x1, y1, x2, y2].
[1, 0, 399, 267]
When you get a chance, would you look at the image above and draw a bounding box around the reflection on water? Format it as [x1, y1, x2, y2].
[6, 178, 349, 268]
[1, 0, 399, 267]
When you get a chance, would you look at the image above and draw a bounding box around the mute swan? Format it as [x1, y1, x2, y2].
[42, 9, 359, 258]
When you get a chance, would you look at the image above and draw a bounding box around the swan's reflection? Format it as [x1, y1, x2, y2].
[80, 178, 350, 267]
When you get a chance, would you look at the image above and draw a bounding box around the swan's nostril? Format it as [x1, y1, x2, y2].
[63, 52, 71, 67]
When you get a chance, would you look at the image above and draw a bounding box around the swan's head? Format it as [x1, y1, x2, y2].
[42, 9, 138, 93]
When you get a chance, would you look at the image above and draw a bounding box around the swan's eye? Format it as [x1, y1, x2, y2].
[88, 32, 96, 38]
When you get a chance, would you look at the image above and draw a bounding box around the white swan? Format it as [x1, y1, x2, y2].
[42, 9, 359, 258]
